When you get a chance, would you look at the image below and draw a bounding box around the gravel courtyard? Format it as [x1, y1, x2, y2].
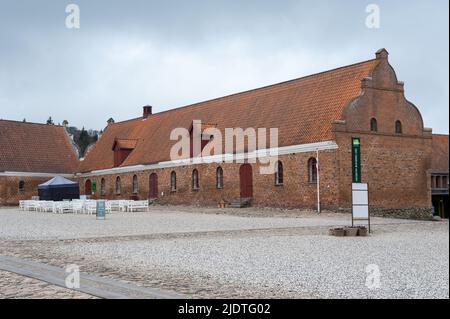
[0, 206, 448, 299]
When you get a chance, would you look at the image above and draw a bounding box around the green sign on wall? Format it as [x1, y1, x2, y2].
[92, 181, 97, 193]
[352, 137, 361, 183]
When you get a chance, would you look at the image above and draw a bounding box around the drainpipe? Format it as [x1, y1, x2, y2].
[316, 149, 321, 214]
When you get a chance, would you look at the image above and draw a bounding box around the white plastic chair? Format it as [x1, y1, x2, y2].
[72, 201, 84, 214]
[84, 201, 97, 215]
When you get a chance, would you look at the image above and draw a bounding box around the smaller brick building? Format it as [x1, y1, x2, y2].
[0, 120, 79, 205]
[430, 134, 449, 218]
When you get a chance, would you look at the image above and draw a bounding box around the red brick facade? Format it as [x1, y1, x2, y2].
[0, 175, 62, 205]
[79, 149, 340, 209]
[1, 49, 447, 219]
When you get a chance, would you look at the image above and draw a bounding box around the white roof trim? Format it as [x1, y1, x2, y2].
[77, 140, 338, 178]
[0, 172, 75, 178]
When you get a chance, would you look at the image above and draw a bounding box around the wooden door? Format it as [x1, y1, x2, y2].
[239, 164, 253, 198]
[85, 180, 92, 195]
[149, 173, 158, 199]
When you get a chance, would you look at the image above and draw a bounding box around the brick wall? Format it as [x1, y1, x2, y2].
[334, 132, 432, 210]
[78, 130, 433, 218]
[0, 176, 50, 205]
[79, 150, 340, 210]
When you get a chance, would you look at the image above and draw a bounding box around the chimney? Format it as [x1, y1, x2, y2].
[375, 48, 389, 60]
[143, 105, 152, 119]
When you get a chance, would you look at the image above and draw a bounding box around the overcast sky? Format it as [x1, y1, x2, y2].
[0, 0, 448, 133]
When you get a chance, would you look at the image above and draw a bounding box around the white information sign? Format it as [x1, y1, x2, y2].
[351, 183, 370, 231]
[353, 205, 369, 218]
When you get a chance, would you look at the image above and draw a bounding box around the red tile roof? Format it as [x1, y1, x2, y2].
[0, 120, 79, 173]
[431, 134, 449, 172]
[80, 58, 380, 172]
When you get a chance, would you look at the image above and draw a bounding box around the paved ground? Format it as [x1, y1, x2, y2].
[0, 255, 182, 299]
[0, 270, 96, 299]
[0, 205, 448, 299]
[0, 206, 423, 240]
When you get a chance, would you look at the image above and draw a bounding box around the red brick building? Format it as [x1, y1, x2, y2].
[74, 49, 444, 219]
[1, 49, 448, 219]
[0, 120, 79, 205]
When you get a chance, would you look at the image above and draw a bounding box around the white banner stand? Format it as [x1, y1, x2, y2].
[351, 183, 370, 233]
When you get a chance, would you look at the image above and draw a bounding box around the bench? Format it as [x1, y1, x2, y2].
[127, 200, 149, 212]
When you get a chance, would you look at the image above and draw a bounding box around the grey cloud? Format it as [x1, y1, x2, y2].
[0, 0, 448, 133]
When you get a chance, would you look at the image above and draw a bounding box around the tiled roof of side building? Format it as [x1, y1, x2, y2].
[79, 57, 380, 172]
[431, 134, 449, 173]
[0, 120, 79, 174]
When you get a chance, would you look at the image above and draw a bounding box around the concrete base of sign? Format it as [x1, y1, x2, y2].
[329, 226, 369, 237]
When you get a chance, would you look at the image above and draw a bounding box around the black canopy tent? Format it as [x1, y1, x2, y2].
[38, 176, 80, 201]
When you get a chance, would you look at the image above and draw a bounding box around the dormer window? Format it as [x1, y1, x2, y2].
[189, 121, 217, 158]
[112, 138, 137, 167]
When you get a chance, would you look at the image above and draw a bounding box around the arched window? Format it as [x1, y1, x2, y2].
[132, 175, 138, 194]
[275, 161, 283, 185]
[308, 157, 318, 183]
[101, 178, 106, 196]
[170, 171, 177, 192]
[395, 120, 402, 134]
[192, 169, 199, 190]
[216, 167, 224, 189]
[18, 181, 25, 192]
[115, 176, 121, 194]
[370, 118, 378, 132]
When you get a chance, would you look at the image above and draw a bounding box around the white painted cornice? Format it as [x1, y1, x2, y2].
[77, 140, 338, 178]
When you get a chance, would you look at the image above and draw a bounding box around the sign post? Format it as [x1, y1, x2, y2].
[351, 137, 370, 232]
[316, 149, 320, 214]
[96, 200, 106, 220]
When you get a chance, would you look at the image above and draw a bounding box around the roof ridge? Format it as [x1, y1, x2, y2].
[0, 119, 64, 128]
[108, 117, 142, 125]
